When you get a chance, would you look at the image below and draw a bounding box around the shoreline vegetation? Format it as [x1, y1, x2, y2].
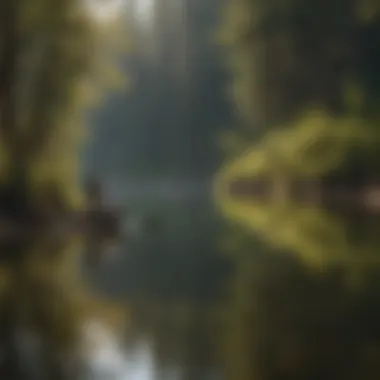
[213, 3, 380, 374]
[213, 0, 380, 268]
[0, 0, 128, 212]
[214, 0, 380, 192]
[0, 1, 130, 370]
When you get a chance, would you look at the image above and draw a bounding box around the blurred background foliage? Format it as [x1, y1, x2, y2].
[0, 0, 129, 207]
[214, 0, 380, 268]
[215, 0, 380, 186]
[216, 0, 380, 131]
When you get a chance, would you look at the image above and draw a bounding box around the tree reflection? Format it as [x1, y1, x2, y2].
[222, 228, 380, 380]
[123, 301, 223, 380]
[0, 236, 126, 379]
[214, 0, 380, 377]
[217, 193, 380, 269]
[214, 120, 380, 268]
[0, 1, 129, 378]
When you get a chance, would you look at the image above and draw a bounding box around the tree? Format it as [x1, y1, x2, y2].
[217, 0, 380, 131]
[0, 0, 129, 208]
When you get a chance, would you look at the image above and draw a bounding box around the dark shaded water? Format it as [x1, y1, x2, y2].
[81, 192, 230, 380]
[3, 187, 380, 380]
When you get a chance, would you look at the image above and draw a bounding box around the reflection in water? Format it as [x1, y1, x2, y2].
[3, 189, 380, 380]
[2, 0, 380, 379]
[213, 152, 380, 379]
[3, 196, 380, 380]
[124, 300, 223, 380]
[122, 341, 155, 380]
[224, 248, 380, 380]
[0, 232, 127, 379]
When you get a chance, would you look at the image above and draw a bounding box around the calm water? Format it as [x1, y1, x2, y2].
[96, 196, 380, 380]
[3, 189, 380, 380]
[2, 0, 380, 378]
[84, 192, 229, 380]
